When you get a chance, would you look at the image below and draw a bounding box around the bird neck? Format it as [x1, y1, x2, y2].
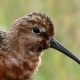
[6, 30, 42, 80]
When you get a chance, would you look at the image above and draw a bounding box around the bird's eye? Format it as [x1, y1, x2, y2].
[32, 27, 40, 34]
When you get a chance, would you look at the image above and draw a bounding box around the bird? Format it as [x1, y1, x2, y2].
[0, 12, 79, 80]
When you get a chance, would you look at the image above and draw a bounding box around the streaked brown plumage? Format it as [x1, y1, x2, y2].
[0, 13, 54, 80]
[0, 12, 79, 80]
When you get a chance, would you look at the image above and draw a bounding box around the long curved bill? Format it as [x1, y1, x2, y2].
[50, 38, 80, 64]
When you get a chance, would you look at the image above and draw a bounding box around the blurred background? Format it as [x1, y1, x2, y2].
[0, 0, 80, 80]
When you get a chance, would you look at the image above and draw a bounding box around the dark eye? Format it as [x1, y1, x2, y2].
[32, 27, 40, 34]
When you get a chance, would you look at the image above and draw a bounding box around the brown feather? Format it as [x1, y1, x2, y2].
[0, 12, 54, 80]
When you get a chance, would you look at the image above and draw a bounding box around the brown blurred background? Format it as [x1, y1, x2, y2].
[0, 0, 80, 80]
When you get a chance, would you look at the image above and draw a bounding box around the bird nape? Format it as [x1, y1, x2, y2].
[0, 12, 79, 80]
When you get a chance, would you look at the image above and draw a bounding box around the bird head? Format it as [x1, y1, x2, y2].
[10, 12, 80, 64]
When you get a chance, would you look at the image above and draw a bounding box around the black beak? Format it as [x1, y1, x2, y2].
[50, 38, 80, 64]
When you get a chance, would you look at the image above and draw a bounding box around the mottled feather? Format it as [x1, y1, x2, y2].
[0, 13, 54, 80]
